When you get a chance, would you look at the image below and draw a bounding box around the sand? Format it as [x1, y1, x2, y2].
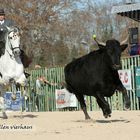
[0, 110, 140, 140]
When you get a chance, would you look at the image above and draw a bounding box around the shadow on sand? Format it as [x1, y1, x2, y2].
[73, 119, 130, 124]
[13, 114, 38, 118]
[96, 119, 130, 123]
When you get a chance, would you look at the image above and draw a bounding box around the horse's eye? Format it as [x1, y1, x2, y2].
[9, 37, 13, 39]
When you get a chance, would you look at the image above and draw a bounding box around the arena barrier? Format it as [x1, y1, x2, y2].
[2, 56, 139, 112]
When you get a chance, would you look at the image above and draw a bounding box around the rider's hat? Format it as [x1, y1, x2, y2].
[0, 9, 5, 16]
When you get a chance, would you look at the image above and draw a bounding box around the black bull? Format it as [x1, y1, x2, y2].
[64, 39, 130, 119]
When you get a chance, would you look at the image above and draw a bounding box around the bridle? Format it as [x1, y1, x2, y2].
[6, 28, 21, 58]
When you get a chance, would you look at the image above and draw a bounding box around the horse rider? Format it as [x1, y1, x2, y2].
[0, 8, 15, 55]
[0, 8, 31, 64]
[0, 8, 15, 31]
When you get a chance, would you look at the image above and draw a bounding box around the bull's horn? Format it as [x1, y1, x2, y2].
[94, 38, 106, 46]
[120, 36, 129, 45]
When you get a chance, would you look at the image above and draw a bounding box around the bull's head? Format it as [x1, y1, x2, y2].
[94, 37, 128, 70]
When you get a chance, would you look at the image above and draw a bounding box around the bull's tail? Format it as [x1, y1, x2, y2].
[59, 81, 73, 93]
[65, 82, 74, 93]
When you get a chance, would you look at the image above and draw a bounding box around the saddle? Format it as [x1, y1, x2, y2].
[0, 30, 6, 57]
[0, 41, 5, 57]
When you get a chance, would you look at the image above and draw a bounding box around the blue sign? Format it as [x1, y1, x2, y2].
[4, 91, 24, 111]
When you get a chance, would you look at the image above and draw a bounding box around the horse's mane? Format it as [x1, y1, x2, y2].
[0, 31, 6, 41]
[0, 31, 6, 57]
[20, 49, 32, 68]
[0, 41, 5, 57]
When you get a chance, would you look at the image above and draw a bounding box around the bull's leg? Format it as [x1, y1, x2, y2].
[117, 86, 130, 109]
[96, 94, 111, 118]
[75, 94, 91, 120]
[122, 89, 130, 109]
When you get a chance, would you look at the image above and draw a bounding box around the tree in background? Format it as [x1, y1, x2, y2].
[0, 0, 136, 68]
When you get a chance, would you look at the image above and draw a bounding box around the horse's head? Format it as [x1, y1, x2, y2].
[6, 26, 21, 57]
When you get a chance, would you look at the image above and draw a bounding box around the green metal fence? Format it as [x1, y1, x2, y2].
[27, 66, 64, 112]
[26, 55, 140, 112]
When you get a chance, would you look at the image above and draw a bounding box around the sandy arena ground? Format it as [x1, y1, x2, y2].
[0, 110, 140, 140]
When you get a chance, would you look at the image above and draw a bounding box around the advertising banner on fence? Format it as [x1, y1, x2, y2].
[4, 91, 23, 111]
[118, 69, 132, 90]
[55, 88, 77, 108]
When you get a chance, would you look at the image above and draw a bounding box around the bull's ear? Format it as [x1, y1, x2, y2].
[121, 44, 128, 52]
[98, 44, 105, 49]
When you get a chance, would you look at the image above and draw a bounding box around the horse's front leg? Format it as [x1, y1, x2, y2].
[0, 85, 8, 119]
[0, 96, 8, 119]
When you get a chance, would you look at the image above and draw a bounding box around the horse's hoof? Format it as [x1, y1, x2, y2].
[3, 116, 8, 119]
[2, 112, 8, 119]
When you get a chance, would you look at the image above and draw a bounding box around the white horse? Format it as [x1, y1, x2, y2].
[0, 26, 26, 119]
